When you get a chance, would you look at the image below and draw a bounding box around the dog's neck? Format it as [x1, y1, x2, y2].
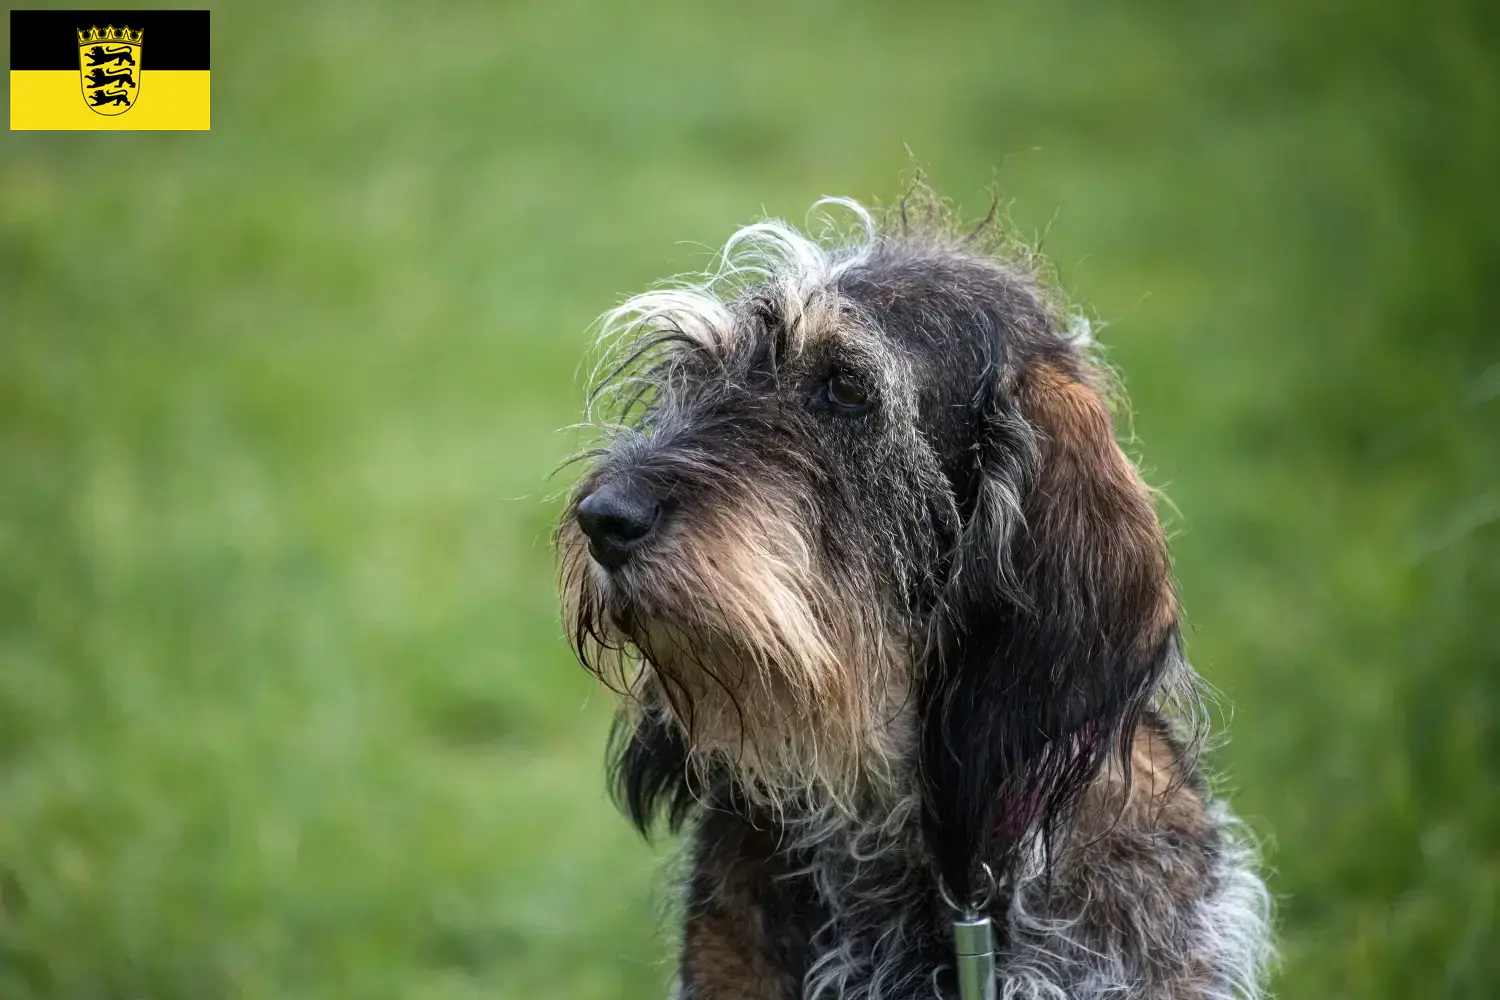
[729, 717, 1109, 908]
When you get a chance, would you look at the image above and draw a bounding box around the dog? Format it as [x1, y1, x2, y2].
[557, 192, 1273, 999]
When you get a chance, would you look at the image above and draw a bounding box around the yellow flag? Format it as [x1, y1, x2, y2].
[10, 10, 210, 130]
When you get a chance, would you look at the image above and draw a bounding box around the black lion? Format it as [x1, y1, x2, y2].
[89, 89, 132, 108]
[84, 68, 135, 89]
[84, 45, 136, 68]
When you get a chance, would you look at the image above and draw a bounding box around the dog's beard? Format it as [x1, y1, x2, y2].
[559, 491, 913, 816]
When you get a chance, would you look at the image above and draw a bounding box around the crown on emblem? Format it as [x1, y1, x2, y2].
[77, 25, 144, 45]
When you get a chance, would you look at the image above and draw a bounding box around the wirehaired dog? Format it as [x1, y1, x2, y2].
[557, 193, 1273, 999]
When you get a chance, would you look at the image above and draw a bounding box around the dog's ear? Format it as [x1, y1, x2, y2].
[920, 356, 1179, 900]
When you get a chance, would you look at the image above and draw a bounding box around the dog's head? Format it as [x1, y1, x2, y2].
[558, 196, 1185, 896]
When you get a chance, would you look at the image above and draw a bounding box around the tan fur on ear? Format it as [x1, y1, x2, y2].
[1020, 363, 1177, 650]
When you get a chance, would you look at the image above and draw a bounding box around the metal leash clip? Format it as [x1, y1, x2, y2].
[938, 865, 998, 1000]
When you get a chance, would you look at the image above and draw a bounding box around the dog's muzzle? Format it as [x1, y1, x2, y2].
[576, 480, 661, 570]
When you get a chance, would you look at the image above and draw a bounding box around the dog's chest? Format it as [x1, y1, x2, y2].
[681, 810, 954, 999]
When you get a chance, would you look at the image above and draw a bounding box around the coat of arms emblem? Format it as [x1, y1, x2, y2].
[77, 24, 143, 116]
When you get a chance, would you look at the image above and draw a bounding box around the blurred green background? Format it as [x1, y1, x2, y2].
[2, 1, 1497, 997]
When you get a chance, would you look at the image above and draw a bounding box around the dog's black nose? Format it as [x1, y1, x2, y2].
[576, 482, 660, 570]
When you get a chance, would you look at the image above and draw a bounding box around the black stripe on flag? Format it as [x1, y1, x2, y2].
[10, 9, 210, 71]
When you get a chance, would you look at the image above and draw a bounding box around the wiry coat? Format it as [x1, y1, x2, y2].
[558, 195, 1273, 999]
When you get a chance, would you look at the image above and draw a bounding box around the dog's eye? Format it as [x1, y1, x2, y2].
[825, 370, 869, 410]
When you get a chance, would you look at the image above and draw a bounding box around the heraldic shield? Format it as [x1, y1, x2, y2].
[77, 24, 143, 116]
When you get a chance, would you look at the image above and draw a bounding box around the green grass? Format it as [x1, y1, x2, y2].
[2, 0, 1496, 996]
